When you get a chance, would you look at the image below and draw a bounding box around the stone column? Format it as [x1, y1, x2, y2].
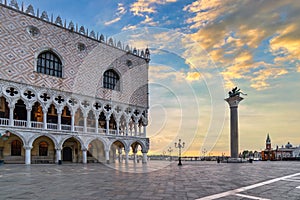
[139, 124, 142, 136]
[143, 125, 147, 137]
[95, 116, 99, 134]
[134, 122, 138, 136]
[83, 113, 87, 133]
[106, 119, 109, 135]
[24, 146, 32, 165]
[26, 107, 32, 128]
[55, 148, 62, 163]
[125, 148, 130, 164]
[142, 118, 148, 137]
[82, 149, 87, 164]
[57, 111, 62, 130]
[142, 150, 148, 164]
[105, 149, 110, 164]
[116, 121, 120, 135]
[118, 147, 122, 163]
[129, 124, 133, 136]
[133, 149, 137, 163]
[125, 122, 129, 136]
[225, 95, 244, 158]
[9, 105, 14, 126]
[43, 108, 47, 129]
[71, 112, 75, 131]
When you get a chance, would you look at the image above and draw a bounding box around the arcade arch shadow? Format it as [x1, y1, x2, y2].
[31, 135, 55, 164]
[61, 137, 82, 163]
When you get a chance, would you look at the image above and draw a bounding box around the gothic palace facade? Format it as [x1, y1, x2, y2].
[0, 1, 150, 164]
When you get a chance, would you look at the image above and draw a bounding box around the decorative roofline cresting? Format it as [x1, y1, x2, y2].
[0, 0, 150, 61]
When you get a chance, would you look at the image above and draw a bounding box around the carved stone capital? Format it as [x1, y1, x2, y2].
[225, 96, 244, 108]
[23, 146, 32, 150]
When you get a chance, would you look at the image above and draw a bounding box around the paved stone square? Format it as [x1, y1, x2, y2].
[0, 161, 300, 200]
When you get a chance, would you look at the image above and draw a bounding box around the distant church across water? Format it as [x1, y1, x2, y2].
[0, 0, 150, 164]
[261, 134, 300, 161]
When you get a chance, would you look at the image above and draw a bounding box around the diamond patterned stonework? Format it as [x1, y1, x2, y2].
[0, 3, 148, 107]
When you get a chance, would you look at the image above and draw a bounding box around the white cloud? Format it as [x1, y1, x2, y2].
[149, 65, 186, 83]
[104, 17, 121, 26]
[183, 0, 300, 90]
[122, 24, 137, 31]
[149, 65, 203, 84]
[183, 0, 236, 29]
[251, 67, 288, 90]
[117, 3, 127, 15]
[104, 3, 127, 26]
[186, 72, 201, 81]
[130, 0, 177, 16]
[141, 15, 158, 26]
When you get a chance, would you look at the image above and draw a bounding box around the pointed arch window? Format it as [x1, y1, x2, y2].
[103, 69, 120, 91]
[11, 140, 22, 156]
[37, 51, 63, 78]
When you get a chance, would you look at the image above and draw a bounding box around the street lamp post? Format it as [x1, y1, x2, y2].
[175, 139, 185, 166]
[202, 148, 207, 161]
[167, 147, 173, 161]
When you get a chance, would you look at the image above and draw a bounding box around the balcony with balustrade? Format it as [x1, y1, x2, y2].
[0, 116, 145, 137]
[0, 96, 147, 138]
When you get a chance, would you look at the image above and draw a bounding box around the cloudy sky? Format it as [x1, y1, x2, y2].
[19, 0, 300, 156]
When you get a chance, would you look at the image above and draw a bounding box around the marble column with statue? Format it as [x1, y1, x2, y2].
[225, 87, 246, 159]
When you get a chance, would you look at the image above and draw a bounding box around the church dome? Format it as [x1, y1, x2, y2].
[285, 142, 292, 149]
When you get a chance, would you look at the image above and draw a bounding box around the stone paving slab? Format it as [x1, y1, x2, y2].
[0, 161, 300, 200]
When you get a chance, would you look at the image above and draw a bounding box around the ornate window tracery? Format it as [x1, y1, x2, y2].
[77, 42, 86, 51]
[26, 25, 40, 37]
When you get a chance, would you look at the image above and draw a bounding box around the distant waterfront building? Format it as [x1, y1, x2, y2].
[0, 1, 150, 164]
[261, 134, 300, 161]
[261, 134, 275, 161]
[275, 142, 300, 160]
[253, 151, 262, 161]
